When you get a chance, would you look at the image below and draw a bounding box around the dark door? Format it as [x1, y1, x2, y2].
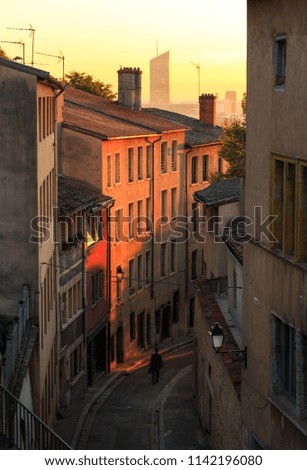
[161, 305, 171, 339]
[137, 311, 145, 348]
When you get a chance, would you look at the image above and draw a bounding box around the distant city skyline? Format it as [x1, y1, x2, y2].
[0, 0, 247, 102]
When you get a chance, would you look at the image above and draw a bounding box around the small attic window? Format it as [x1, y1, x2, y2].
[274, 35, 287, 89]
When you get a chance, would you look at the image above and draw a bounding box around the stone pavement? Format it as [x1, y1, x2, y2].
[54, 335, 194, 449]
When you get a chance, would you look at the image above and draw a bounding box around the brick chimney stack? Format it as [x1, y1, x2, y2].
[199, 93, 217, 126]
[117, 67, 142, 110]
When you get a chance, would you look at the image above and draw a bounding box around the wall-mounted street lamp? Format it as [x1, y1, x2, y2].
[116, 266, 124, 283]
[208, 321, 247, 368]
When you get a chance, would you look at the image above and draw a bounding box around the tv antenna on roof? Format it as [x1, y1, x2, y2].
[0, 40, 25, 64]
[189, 61, 200, 98]
[36, 51, 65, 81]
[7, 24, 35, 66]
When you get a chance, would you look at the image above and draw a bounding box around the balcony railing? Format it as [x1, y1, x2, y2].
[0, 384, 71, 450]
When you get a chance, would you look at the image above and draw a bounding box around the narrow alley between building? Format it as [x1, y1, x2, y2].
[81, 345, 209, 450]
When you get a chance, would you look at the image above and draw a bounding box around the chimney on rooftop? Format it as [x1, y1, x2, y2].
[117, 67, 142, 110]
[199, 93, 216, 126]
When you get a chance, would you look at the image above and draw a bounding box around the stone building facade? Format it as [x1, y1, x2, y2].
[0, 58, 63, 426]
[242, 0, 307, 449]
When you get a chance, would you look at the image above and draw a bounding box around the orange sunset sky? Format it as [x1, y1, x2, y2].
[0, 0, 247, 103]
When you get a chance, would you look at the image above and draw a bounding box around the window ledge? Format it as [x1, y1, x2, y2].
[268, 395, 307, 437]
[274, 85, 285, 92]
[256, 242, 307, 272]
[70, 370, 85, 388]
[62, 309, 84, 331]
[91, 296, 103, 309]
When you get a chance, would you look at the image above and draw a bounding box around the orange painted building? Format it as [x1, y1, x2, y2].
[61, 77, 190, 365]
[144, 93, 223, 327]
[58, 176, 113, 406]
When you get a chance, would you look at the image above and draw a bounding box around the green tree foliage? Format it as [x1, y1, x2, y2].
[0, 46, 10, 59]
[64, 71, 116, 101]
[209, 93, 246, 182]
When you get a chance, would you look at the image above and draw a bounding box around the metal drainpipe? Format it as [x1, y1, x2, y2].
[81, 209, 87, 345]
[107, 200, 115, 372]
[107, 201, 115, 318]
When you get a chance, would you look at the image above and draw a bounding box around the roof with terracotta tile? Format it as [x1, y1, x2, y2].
[63, 86, 189, 137]
[58, 176, 113, 214]
[143, 107, 223, 147]
[63, 101, 155, 139]
[194, 177, 241, 207]
[195, 280, 242, 398]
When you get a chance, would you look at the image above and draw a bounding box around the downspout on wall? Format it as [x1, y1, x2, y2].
[107, 200, 115, 372]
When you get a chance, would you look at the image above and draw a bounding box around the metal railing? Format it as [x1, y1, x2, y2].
[0, 384, 71, 450]
[3, 285, 30, 388]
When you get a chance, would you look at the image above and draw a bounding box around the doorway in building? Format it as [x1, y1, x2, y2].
[87, 342, 93, 386]
[59, 357, 66, 407]
[137, 311, 145, 348]
[189, 297, 195, 327]
[116, 326, 124, 363]
[161, 305, 171, 339]
[93, 327, 107, 374]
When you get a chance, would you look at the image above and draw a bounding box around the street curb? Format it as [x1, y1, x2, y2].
[70, 371, 125, 449]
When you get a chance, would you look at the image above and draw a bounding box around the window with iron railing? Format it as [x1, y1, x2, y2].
[137, 254, 143, 290]
[129, 258, 135, 295]
[107, 155, 112, 187]
[191, 156, 198, 184]
[202, 154, 209, 181]
[146, 145, 152, 178]
[138, 147, 143, 180]
[161, 189, 168, 224]
[171, 187, 177, 217]
[115, 153, 121, 183]
[171, 140, 177, 171]
[128, 148, 134, 182]
[128, 202, 134, 239]
[161, 142, 168, 174]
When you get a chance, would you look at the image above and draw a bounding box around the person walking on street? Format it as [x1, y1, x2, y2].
[149, 348, 163, 384]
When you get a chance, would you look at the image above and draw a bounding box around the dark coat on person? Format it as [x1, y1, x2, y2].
[150, 352, 163, 371]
